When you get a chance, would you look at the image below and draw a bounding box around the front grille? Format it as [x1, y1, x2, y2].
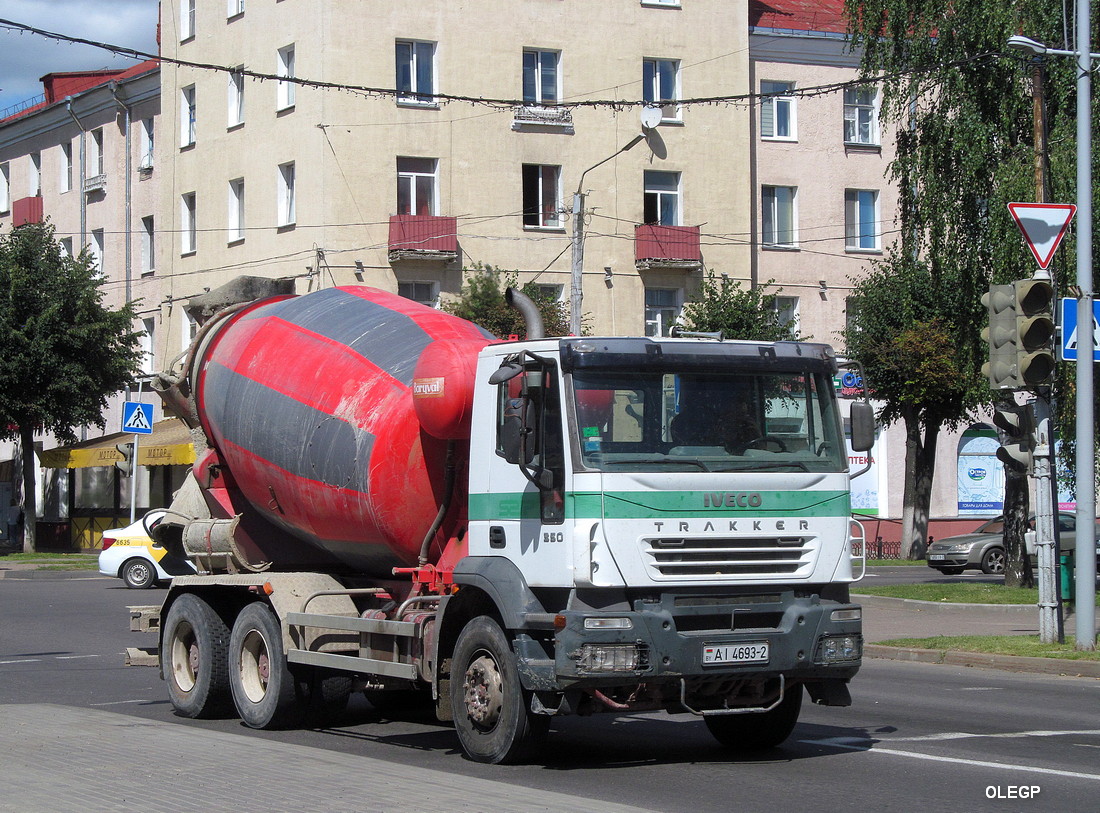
[643, 536, 813, 579]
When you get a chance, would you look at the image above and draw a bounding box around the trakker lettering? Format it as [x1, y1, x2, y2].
[652, 519, 810, 532]
[703, 492, 763, 508]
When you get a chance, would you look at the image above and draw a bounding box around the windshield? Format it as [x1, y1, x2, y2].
[572, 369, 846, 473]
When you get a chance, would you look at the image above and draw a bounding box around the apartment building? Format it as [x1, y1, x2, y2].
[0, 61, 168, 543]
[750, 0, 999, 543]
[155, 0, 753, 364]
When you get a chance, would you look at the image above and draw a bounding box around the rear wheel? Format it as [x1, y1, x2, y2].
[705, 684, 803, 750]
[162, 593, 232, 718]
[450, 616, 548, 764]
[229, 602, 302, 729]
[122, 557, 156, 589]
[981, 547, 1006, 575]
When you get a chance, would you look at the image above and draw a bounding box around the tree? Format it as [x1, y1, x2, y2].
[0, 223, 143, 552]
[680, 272, 801, 341]
[441, 263, 573, 338]
[842, 0, 1071, 568]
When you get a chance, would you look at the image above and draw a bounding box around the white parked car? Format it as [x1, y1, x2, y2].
[97, 510, 196, 589]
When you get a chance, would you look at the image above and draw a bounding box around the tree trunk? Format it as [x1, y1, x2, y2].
[901, 413, 939, 559]
[1002, 467, 1034, 588]
[19, 425, 37, 554]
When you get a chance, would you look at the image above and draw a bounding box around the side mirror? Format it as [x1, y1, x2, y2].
[500, 397, 535, 465]
[489, 361, 524, 385]
[849, 401, 876, 452]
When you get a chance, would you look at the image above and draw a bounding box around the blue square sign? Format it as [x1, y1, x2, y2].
[122, 401, 154, 435]
[1060, 297, 1100, 362]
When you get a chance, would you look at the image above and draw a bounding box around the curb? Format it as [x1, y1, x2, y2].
[864, 643, 1100, 678]
[854, 593, 1038, 613]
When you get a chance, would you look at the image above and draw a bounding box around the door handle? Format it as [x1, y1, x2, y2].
[489, 526, 506, 549]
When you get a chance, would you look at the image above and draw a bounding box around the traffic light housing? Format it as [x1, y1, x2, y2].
[1013, 278, 1055, 386]
[982, 284, 1019, 389]
[115, 442, 134, 476]
[992, 402, 1035, 474]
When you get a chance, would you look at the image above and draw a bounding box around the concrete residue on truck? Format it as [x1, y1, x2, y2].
[144, 276, 876, 764]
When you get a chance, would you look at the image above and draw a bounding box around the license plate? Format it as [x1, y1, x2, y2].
[929, 554, 945, 561]
[703, 642, 769, 665]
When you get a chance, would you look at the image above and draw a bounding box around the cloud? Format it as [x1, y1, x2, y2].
[0, 1, 159, 113]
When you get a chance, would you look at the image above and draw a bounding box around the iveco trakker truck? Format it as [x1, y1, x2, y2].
[142, 280, 874, 763]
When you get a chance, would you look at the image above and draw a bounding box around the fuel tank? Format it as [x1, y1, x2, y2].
[187, 285, 494, 576]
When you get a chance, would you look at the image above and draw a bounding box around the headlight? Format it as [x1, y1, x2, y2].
[583, 617, 633, 630]
[816, 634, 862, 664]
[576, 644, 645, 672]
[947, 544, 972, 553]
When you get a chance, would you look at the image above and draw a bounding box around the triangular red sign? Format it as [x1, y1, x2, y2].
[1007, 202, 1076, 269]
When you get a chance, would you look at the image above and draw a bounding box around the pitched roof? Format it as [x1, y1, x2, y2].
[749, 0, 848, 35]
[2, 59, 159, 124]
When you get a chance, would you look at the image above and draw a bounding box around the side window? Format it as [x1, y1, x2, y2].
[495, 363, 564, 523]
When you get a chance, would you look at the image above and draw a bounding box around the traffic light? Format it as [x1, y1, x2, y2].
[1013, 278, 1056, 386]
[992, 402, 1035, 474]
[115, 442, 134, 476]
[982, 284, 1019, 389]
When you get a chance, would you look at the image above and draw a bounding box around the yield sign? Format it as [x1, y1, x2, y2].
[1007, 202, 1076, 269]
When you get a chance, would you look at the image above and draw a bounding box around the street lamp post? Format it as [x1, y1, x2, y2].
[1008, 15, 1098, 651]
[570, 134, 645, 336]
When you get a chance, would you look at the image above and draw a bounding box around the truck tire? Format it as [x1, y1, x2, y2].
[162, 593, 233, 718]
[122, 558, 156, 589]
[450, 616, 548, 764]
[303, 668, 353, 723]
[229, 602, 302, 729]
[704, 684, 803, 750]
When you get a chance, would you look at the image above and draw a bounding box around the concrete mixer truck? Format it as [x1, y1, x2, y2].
[139, 278, 875, 764]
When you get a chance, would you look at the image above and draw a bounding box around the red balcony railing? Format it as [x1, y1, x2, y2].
[634, 224, 701, 265]
[388, 214, 458, 257]
[13, 195, 43, 226]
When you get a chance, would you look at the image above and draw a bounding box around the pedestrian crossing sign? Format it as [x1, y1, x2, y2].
[1060, 297, 1100, 362]
[122, 401, 154, 435]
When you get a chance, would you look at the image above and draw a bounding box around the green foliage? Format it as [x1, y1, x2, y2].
[441, 263, 572, 338]
[680, 272, 802, 342]
[0, 222, 143, 444]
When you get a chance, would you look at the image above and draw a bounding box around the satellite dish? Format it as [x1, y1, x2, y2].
[640, 106, 663, 130]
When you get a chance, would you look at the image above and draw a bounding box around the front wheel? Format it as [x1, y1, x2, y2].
[162, 593, 232, 718]
[229, 602, 301, 729]
[450, 616, 547, 764]
[704, 684, 803, 750]
[981, 547, 1006, 575]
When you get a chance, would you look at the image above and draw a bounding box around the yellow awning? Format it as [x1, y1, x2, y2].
[40, 419, 195, 469]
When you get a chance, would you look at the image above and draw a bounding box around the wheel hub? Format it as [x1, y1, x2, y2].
[463, 653, 504, 728]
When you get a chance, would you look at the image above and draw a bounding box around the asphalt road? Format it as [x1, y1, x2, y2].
[2, 574, 1099, 812]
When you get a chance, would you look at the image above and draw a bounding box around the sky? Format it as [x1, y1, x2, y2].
[0, 0, 160, 116]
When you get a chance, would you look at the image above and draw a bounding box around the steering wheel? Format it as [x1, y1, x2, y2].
[741, 435, 789, 453]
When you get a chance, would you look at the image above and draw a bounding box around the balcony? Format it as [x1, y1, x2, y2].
[83, 174, 107, 194]
[635, 224, 702, 269]
[12, 195, 43, 226]
[388, 215, 459, 262]
[511, 105, 574, 133]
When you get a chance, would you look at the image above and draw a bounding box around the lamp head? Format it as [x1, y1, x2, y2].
[1007, 35, 1047, 55]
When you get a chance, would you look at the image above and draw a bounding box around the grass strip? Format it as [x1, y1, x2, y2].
[874, 635, 1100, 661]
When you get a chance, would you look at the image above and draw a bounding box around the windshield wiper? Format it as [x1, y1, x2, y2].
[598, 457, 711, 472]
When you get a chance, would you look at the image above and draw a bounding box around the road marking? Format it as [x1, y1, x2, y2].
[89, 699, 150, 707]
[802, 735, 1100, 782]
[0, 659, 41, 665]
[55, 654, 102, 660]
[886, 729, 1100, 743]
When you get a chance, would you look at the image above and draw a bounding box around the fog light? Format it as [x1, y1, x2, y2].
[817, 634, 862, 664]
[577, 644, 641, 672]
[831, 608, 861, 622]
[583, 616, 633, 630]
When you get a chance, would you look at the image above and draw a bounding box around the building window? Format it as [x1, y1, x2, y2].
[0, 162, 9, 212]
[760, 81, 795, 140]
[139, 118, 154, 169]
[180, 86, 196, 147]
[643, 170, 680, 225]
[533, 283, 563, 302]
[29, 152, 41, 196]
[522, 164, 561, 228]
[773, 296, 799, 331]
[60, 237, 73, 258]
[398, 281, 438, 306]
[182, 312, 198, 355]
[397, 157, 437, 216]
[227, 0, 244, 18]
[90, 229, 104, 273]
[522, 49, 559, 106]
[60, 141, 73, 192]
[761, 185, 796, 247]
[90, 128, 105, 176]
[277, 163, 295, 227]
[844, 189, 880, 251]
[396, 40, 435, 105]
[181, 0, 195, 40]
[228, 67, 245, 127]
[228, 179, 245, 242]
[643, 58, 680, 121]
[644, 287, 681, 337]
[277, 45, 296, 110]
[844, 87, 878, 145]
[140, 216, 155, 274]
[181, 192, 197, 254]
[141, 317, 156, 375]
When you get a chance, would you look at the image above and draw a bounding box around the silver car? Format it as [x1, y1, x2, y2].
[927, 513, 1100, 575]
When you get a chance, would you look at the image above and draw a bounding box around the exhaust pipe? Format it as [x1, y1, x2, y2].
[505, 287, 544, 340]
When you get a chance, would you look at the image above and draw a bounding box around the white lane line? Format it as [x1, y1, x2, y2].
[89, 699, 150, 707]
[886, 729, 1100, 742]
[0, 659, 41, 665]
[55, 654, 102, 660]
[801, 736, 1100, 782]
